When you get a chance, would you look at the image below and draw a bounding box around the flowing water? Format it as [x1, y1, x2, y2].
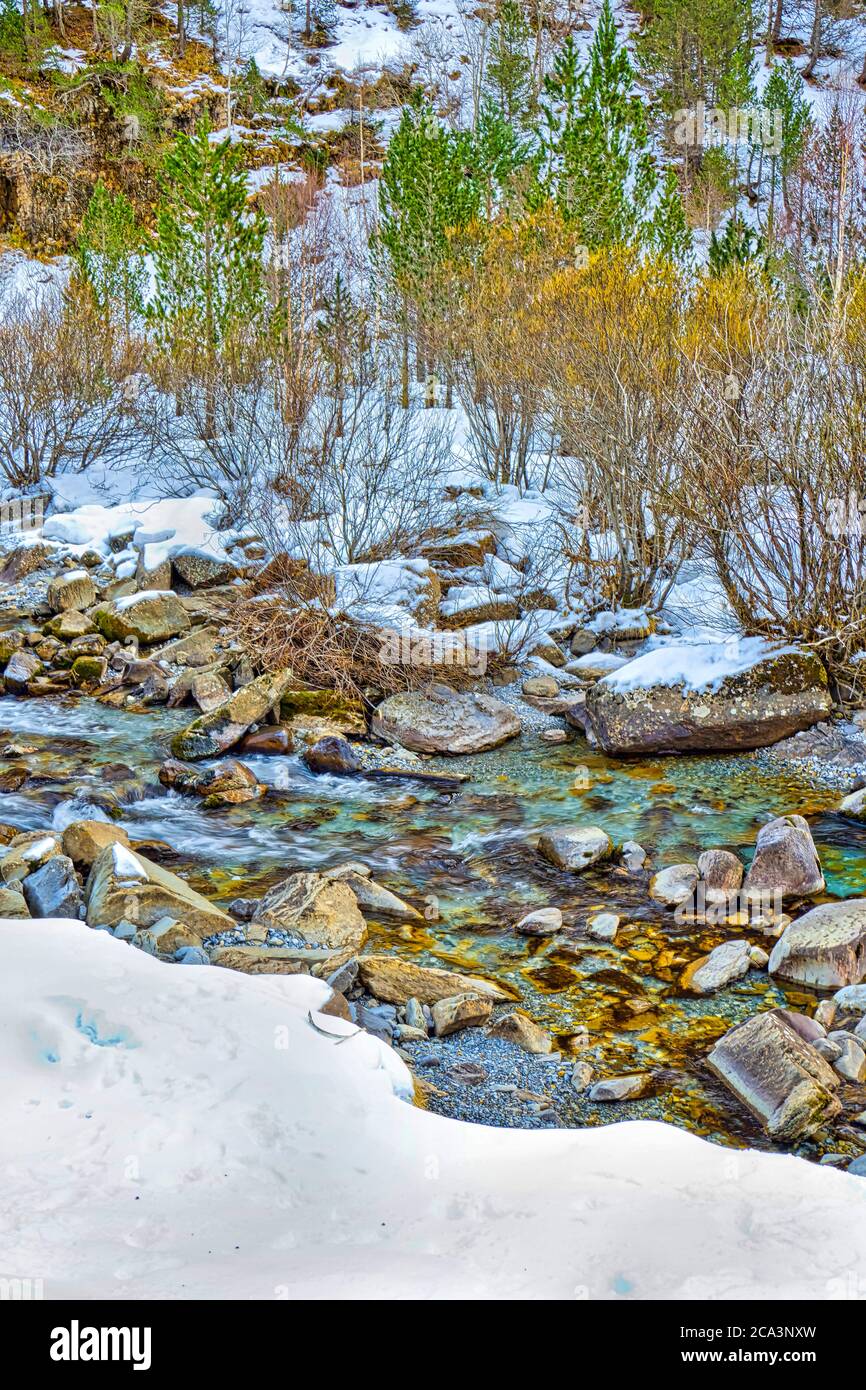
[3, 692, 866, 1154]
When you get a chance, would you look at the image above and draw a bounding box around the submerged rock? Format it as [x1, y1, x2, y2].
[515, 906, 563, 936]
[537, 826, 613, 872]
[768, 900, 866, 988]
[86, 842, 234, 937]
[743, 814, 824, 901]
[171, 669, 293, 760]
[371, 685, 520, 754]
[707, 1010, 841, 1140]
[583, 643, 831, 755]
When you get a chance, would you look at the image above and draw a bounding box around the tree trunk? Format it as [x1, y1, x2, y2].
[803, 0, 821, 78]
[177, 0, 186, 58]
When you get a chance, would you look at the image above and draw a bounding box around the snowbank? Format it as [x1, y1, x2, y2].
[1, 920, 864, 1300]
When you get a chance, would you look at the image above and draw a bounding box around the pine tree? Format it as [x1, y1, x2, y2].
[485, 0, 534, 130]
[651, 168, 693, 264]
[708, 212, 764, 274]
[761, 61, 811, 218]
[75, 180, 148, 336]
[471, 100, 532, 219]
[151, 121, 266, 433]
[541, 0, 656, 248]
[377, 97, 481, 403]
[151, 121, 266, 360]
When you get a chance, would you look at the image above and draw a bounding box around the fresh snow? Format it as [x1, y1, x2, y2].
[1, 919, 864, 1301]
[600, 638, 799, 694]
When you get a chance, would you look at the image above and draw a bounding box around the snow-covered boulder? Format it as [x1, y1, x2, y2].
[583, 640, 831, 755]
[85, 842, 234, 938]
[94, 590, 190, 644]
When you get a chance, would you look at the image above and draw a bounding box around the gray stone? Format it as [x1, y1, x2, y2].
[515, 906, 563, 936]
[371, 686, 521, 755]
[649, 863, 699, 907]
[744, 815, 824, 900]
[588, 1074, 651, 1102]
[586, 911, 620, 942]
[832, 1036, 866, 1083]
[682, 939, 751, 995]
[22, 854, 82, 919]
[834, 984, 866, 1015]
[537, 826, 613, 872]
[697, 848, 744, 901]
[769, 900, 866, 988]
[707, 1010, 841, 1141]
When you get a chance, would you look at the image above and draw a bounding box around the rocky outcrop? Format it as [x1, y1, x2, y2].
[707, 1010, 841, 1140]
[371, 685, 520, 754]
[583, 645, 831, 755]
[171, 669, 293, 759]
[323, 864, 422, 924]
[743, 815, 824, 900]
[86, 843, 234, 937]
[840, 786, 866, 821]
[537, 826, 613, 872]
[768, 900, 866, 988]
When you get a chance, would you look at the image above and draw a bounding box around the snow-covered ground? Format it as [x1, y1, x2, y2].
[1, 919, 864, 1301]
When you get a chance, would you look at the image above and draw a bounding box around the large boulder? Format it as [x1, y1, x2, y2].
[371, 685, 520, 755]
[357, 954, 511, 1005]
[94, 591, 191, 645]
[537, 826, 613, 872]
[171, 669, 293, 760]
[47, 570, 96, 614]
[768, 900, 866, 989]
[252, 871, 367, 952]
[583, 642, 831, 756]
[707, 1010, 841, 1141]
[86, 842, 234, 937]
[743, 815, 824, 901]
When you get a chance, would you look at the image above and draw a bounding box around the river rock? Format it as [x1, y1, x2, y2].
[583, 644, 831, 755]
[170, 669, 293, 760]
[47, 570, 96, 614]
[22, 854, 82, 919]
[487, 1011, 553, 1054]
[43, 610, 96, 639]
[515, 906, 563, 936]
[537, 826, 613, 872]
[152, 627, 220, 668]
[95, 591, 191, 645]
[322, 867, 422, 923]
[621, 840, 648, 872]
[61, 820, 130, 868]
[371, 685, 521, 754]
[586, 911, 620, 942]
[589, 1074, 651, 1102]
[86, 842, 234, 937]
[431, 992, 493, 1037]
[681, 939, 751, 995]
[649, 863, 699, 908]
[4, 648, 42, 692]
[839, 786, 866, 820]
[522, 675, 559, 699]
[707, 1010, 841, 1140]
[0, 540, 52, 582]
[697, 848, 744, 902]
[131, 915, 202, 957]
[159, 757, 264, 806]
[1, 832, 61, 883]
[190, 670, 232, 713]
[237, 727, 293, 756]
[832, 1036, 866, 1083]
[0, 884, 30, 917]
[834, 984, 866, 1014]
[303, 736, 361, 776]
[743, 815, 824, 901]
[252, 870, 367, 952]
[357, 954, 511, 1006]
[768, 900, 866, 988]
[171, 549, 238, 588]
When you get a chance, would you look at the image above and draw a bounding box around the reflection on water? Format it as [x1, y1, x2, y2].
[1, 692, 864, 1152]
